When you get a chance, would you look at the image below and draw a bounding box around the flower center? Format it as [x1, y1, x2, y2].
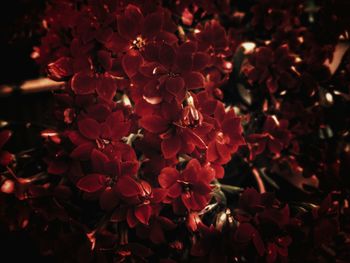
[132, 36, 146, 50]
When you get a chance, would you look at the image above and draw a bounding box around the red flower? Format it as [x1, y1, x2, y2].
[113, 176, 166, 227]
[134, 41, 208, 103]
[139, 101, 208, 159]
[70, 71, 118, 101]
[158, 159, 214, 212]
[247, 115, 292, 159]
[68, 109, 131, 160]
[244, 45, 297, 93]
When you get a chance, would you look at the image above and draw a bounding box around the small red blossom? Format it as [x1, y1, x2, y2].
[158, 159, 215, 212]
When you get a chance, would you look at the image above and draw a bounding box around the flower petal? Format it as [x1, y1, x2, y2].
[159, 167, 180, 188]
[183, 72, 205, 90]
[122, 50, 144, 78]
[134, 204, 152, 225]
[78, 118, 100, 140]
[76, 173, 107, 193]
[139, 115, 169, 133]
[161, 135, 181, 159]
[71, 71, 96, 95]
[117, 176, 141, 197]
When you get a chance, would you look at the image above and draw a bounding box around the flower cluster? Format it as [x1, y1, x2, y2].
[1, 0, 350, 262]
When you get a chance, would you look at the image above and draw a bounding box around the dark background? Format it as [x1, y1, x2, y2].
[0, 1, 51, 261]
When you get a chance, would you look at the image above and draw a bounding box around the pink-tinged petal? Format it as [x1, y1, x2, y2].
[159, 44, 176, 69]
[70, 142, 94, 160]
[117, 5, 143, 40]
[135, 204, 152, 225]
[143, 11, 162, 39]
[127, 208, 139, 228]
[165, 76, 185, 100]
[168, 183, 182, 198]
[116, 176, 141, 197]
[76, 173, 107, 193]
[181, 8, 193, 26]
[91, 149, 109, 173]
[122, 50, 144, 78]
[161, 135, 181, 159]
[159, 167, 180, 188]
[139, 115, 169, 133]
[78, 118, 100, 140]
[96, 75, 116, 101]
[193, 52, 210, 71]
[47, 57, 73, 81]
[71, 71, 96, 95]
[100, 187, 119, 211]
[0, 130, 12, 149]
[183, 72, 205, 90]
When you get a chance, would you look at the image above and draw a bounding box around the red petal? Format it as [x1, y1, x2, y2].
[165, 76, 185, 101]
[183, 72, 205, 90]
[161, 135, 181, 159]
[143, 11, 162, 39]
[182, 128, 207, 149]
[70, 143, 94, 160]
[91, 149, 109, 173]
[152, 188, 167, 203]
[150, 222, 165, 244]
[167, 183, 182, 198]
[134, 204, 152, 225]
[127, 208, 139, 228]
[159, 167, 180, 188]
[268, 139, 283, 154]
[117, 176, 141, 197]
[159, 44, 176, 69]
[193, 52, 210, 71]
[96, 75, 116, 101]
[78, 118, 100, 140]
[71, 71, 96, 95]
[47, 57, 73, 81]
[105, 33, 129, 53]
[139, 115, 169, 133]
[0, 130, 12, 149]
[117, 5, 143, 40]
[76, 173, 107, 193]
[122, 50, 144, 78]
[175, 52, 193, 73]
[100, 187, 119, 211]
[0, 151, 14, 166]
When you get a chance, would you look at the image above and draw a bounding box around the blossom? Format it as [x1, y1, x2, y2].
[158, 159, 214, 212]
